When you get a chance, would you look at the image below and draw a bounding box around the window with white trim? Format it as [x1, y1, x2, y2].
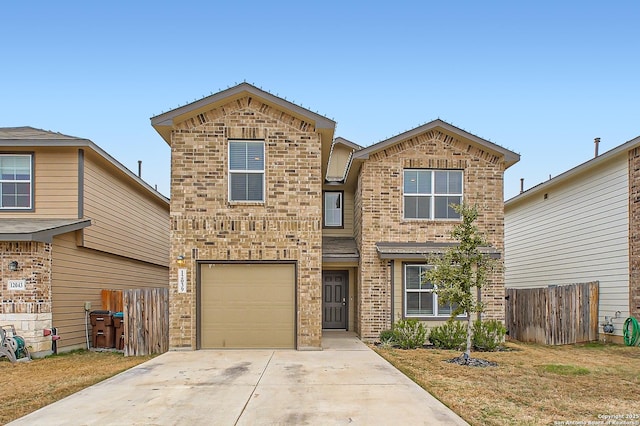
[323, 191, 343, 228]
[228, 140, 264, 202]
[404, 264, 455, 317]
[0, 154, 32, 209]
[403, 169, 462, 219]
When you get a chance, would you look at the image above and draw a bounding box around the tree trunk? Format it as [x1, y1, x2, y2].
[465, 312, 472, 361]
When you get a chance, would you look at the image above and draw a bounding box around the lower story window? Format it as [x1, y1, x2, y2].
[404, 264, 454, 317]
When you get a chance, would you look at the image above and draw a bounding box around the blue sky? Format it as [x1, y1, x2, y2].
[1, 1, 638, 200]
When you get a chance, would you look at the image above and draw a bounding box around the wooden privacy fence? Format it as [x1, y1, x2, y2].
[505, 282, 599, 345]
[101, 289, 123, 312]
[123, 288, 169, 356]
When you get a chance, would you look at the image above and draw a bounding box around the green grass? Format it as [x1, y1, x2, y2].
[540, 364, 590, 375]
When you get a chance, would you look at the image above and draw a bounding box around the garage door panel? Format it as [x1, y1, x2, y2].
[200, 263, 295, 349]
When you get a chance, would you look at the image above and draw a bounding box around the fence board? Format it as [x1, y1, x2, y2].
[123, 288, 169, 356]
[506, 282, 599, 345]
[101, 289, 123, 312]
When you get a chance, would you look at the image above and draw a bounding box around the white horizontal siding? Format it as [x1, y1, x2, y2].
[505, 154, 630, 335]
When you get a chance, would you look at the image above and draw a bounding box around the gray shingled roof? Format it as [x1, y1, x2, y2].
[0, 219, 91, 243]
[0, 127, 84, 141]
[323, 237, 359, 262]
[375, 241, 501, 259]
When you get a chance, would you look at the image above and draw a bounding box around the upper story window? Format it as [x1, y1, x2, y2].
[228, 140, 264, 202]
[404, 264, 456, 318]
[324, 191, 343, 228]
[0, 154, 33, 209]
[403, 169, 462, 220]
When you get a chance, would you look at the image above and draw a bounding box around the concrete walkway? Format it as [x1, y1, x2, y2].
[9, 332, 467, 425]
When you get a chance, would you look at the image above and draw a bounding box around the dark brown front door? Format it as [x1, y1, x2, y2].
[322, 271, 347, 329]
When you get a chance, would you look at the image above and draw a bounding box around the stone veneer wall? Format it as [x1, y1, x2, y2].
[169, 96, 323, 350]
[355, 130, 506, 340]
[0, 241, 53, 353]
[629, 148, 640, 319]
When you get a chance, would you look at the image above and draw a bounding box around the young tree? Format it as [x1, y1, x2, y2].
[424, 203, 498, 361]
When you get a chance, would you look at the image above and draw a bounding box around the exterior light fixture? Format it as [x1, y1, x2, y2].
[8, 261, 18, 271]
[176, 255, 185, 267]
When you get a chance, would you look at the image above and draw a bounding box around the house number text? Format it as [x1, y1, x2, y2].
[178, 269, 187, 293]
[7, 279, 26, 291]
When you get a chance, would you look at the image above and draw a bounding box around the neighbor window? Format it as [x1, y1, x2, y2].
[228, 140, 264, 202]
[404, 264, 455, 317]
[324, 191, 343, 227]
[0, 154, 32, 209]
[403, 169, 462, 219]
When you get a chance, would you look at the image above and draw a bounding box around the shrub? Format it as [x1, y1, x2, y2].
[379, 329, 396, 347]
[393, 319, 427, 349]
[472, 319, 506, 351]
[429, 321, 467, 350]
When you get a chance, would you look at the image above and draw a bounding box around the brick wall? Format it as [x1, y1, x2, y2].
[169, 96, 323, 349]
[355, 130, 506, 340]
[629, 148, 640, 319]
[0, 241, 53, 352]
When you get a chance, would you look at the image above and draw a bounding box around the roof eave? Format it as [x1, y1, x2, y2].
[0, 139, 169, 205]
[0, 219, 91, 243]
[150, 83, 336, 145]
[353, 119, 520, 169]
[506, 135, 640, 208]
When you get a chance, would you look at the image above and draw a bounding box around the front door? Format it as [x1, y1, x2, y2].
[322, 271, 347, 329]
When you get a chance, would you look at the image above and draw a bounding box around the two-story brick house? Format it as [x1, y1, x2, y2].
[151, 83, 519, 350]
[0, 127, 169, 354]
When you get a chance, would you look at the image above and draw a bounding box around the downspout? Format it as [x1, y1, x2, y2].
[389, 260, 394, 329]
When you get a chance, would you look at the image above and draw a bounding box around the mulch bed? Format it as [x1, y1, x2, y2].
[446, 354, 497, 367]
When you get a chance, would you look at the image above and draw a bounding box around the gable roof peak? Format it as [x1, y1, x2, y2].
[151, 82, 336, 145]
[352, 118, 520, 169]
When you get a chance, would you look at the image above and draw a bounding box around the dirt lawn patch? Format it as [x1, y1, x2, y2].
[0, 350, 153, 425]
[374, 341, 640, 426]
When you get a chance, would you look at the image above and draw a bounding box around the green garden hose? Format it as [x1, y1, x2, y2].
[623, 317, 640, 346]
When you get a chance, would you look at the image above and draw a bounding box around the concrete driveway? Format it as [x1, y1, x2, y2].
[9, 332, 467, 425]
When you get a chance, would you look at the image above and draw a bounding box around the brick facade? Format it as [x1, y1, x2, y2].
[629, 148, 640, 319]
[169, 96, 323, 349]
[355, 130, 506, 340]
[0, 241, 53, 352]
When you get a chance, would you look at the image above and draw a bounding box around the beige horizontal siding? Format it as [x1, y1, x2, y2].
[505, 155, 629, 336]
[322, 189, 355, 237]
[0, 147, 78, 218]
[82, 151, 169, 267]
[326, 145, 352, 181]
[51, 232, 169, 349]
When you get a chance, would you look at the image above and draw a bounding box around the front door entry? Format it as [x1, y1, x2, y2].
[322, 271, 347, 329]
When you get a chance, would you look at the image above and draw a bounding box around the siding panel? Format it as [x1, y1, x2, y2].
[0, 147, 78, 218]
[505, 155, 629, 336]
[322, 189, 355, 237]
[51, 233, 168, 349]
[82, 151, 169, 266]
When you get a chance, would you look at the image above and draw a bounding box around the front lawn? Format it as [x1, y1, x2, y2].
[374, 341, 640, 425]
[0, 350, 153, 424]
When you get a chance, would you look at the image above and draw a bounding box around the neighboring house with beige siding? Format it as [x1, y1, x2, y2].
[505, 136, 640, 343]
[152, 83, 519, 350]
[0, 127, 169, 354]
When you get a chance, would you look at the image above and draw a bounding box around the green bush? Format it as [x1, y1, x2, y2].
[472, 319, 506, 351]
[429, 321, 467, 350]
[379, 329, 396, 346]
[393, 319, 427, 349]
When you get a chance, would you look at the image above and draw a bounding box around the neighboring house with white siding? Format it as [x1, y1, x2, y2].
[505, 136, 640, 343]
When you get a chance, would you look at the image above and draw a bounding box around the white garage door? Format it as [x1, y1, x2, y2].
[200, 263, 295, 349]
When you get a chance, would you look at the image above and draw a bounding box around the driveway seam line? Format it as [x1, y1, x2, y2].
[234, 350, 275, 425]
